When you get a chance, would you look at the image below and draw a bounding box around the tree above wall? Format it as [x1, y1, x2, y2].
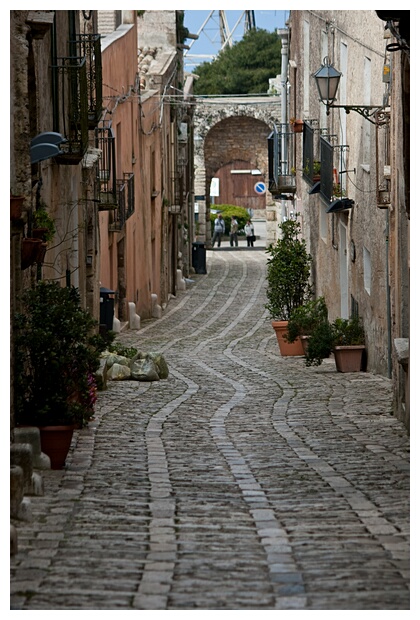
[193, 29, 281, 95]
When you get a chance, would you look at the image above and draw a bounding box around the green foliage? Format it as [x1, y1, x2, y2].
[194, 29, 281, 95]
[14, 281, 107, 427]
[331, 316, 365, 346]
[286, 297, 328, 343]
[303, 315, 365, 367]
[108, 342, 138, 359]
[313, 161, 321, 175]
[305, 321, 334, 367]
[33, 208, 55, 242]
[210, 204, 249, 235]
[265, 217, 313, 321]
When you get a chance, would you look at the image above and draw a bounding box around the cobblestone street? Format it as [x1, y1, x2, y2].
[10, 247, 410, 610]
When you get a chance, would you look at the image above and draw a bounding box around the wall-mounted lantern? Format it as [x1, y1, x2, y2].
[313, 57, 389, 125]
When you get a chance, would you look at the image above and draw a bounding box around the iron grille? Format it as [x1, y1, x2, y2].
[108, 173, 134, 231]
[351, 295, 359, 318]
[95, 121, 117, 210]
[109, 180, 126, 232]
[302, 122, 314, 185]
[124, 172, 135, 220]
[320, 137, 333, 205]
[268, 128, 279, 188]
[72, 34, 103, 128]
[267, 123, 296, 195]
[54, 56, 88, 164]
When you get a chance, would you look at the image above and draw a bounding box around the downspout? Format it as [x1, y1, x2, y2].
[51, 13, 59, 131]
[279, 27, 289, 222]
[385, 209, 392, 378]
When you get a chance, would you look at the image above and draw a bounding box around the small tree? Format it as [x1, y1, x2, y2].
[265, 217, 313, 321]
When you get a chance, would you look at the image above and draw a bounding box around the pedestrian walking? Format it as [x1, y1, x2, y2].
[245, 219, 255, 247]
[230, 216, 239, 247]
[212, 213, 225, 247]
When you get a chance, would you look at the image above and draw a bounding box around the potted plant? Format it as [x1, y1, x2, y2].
[290, 118, 304, 133]
[331, 316, 366, 372]
[32, 206, 55, 242]
[11, 195, 25, 221]
[21, 238, 43, 270]
[265, 217, 313, 355]
[14, 281, 107, 468]
[304, 315, 366, 371]
[312, 161, 321, 182]
[286, 297, 329, 354]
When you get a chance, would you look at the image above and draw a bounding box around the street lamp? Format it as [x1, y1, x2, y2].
[313, 57, 389, 125]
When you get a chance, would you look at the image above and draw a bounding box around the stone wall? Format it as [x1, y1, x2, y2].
[193, 97, 282, 244]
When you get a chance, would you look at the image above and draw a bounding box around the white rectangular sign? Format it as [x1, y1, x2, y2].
[210, 177, 220, 197]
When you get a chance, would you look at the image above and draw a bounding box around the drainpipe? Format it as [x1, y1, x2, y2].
[51, 13, 59, 131]
[385, 209, 392, 378]
[279, 27, 289, 222]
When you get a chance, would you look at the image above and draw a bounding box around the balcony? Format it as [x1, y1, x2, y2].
[72, 34, 103, 128]
[95, 121, 117, 210]
[267, 123, 296, 197]
[54, 56, 88, 164]
[108, 173, 135, 232]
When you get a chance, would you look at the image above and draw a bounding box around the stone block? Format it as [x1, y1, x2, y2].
[128, 301, 141, 329]
[14, 427, 51, 470]
[10, 465, 24, 519]
[10, 444, 33, 493]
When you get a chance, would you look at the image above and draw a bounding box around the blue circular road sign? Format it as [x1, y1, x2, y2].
[254, 182, 266, 195]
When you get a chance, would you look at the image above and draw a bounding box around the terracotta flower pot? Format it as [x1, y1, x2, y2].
[36, 242, 48, 264]
[291, 120, 304, 133]
[21, 238, 42, 270]
[38, 425, 75, 469]
[333, 345, 365, 372]
[272, 320, 305, 356]
[11, 195, 25, 221]
[32, 227, 49, 240]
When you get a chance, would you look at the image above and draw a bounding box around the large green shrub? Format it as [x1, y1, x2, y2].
[14, 281, 107, 427]
[210, 204, 249, 235]
[265, 217, 313, 320]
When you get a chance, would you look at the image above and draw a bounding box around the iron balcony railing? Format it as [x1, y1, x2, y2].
[320, 137, 334, 205]
[71, 34, 103, 128]
[108, 173, 135, 232]
[95, 121, 117, 210]
[54, 56, 88, 164]
[109, 180, 126, 232]
[267, 123, 296, 196]
[125, 172, 135, 219]
[302, 122, 315, 185]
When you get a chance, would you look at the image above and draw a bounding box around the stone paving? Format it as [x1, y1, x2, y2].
[10, 247, 410, 610]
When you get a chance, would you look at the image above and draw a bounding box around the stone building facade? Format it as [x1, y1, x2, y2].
[96, 10, 195, 324]
[287, 10, 409, 426]
[192, 97, 282, 246]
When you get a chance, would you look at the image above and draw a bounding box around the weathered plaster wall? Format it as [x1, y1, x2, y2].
[289, 10, 394, 376]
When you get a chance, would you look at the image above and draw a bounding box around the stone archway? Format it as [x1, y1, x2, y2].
[193, 97, 282, 244]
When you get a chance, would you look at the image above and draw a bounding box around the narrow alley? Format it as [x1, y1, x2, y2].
[10, 246, 410, 611]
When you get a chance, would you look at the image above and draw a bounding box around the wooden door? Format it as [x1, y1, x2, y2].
[213, 160, 266, 210]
